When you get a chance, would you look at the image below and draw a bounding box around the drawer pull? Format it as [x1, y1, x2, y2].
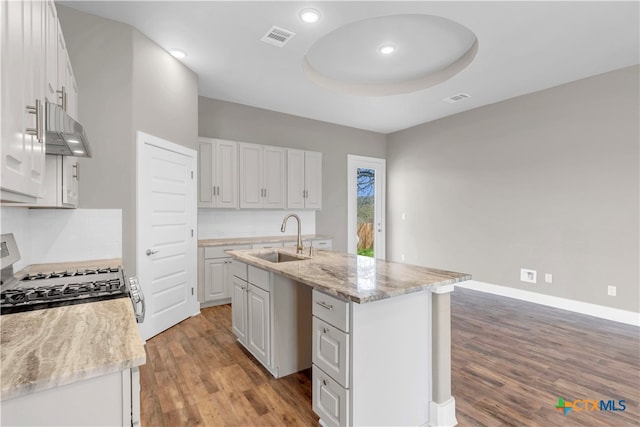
[316, 301, 333, 311]
[322, 379, 328, 386]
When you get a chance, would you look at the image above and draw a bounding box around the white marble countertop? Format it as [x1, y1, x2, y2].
[228, 248, 471, 304]
[0, 259, 146, 401]
[198, 234, 333, 247]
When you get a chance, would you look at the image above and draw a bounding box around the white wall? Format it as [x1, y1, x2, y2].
[387, 66, 639, 312]
[0, 207, 122, 271]
[198, 209, 316, 239]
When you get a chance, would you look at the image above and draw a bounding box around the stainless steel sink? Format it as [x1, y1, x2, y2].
[252, 251, 310, 263]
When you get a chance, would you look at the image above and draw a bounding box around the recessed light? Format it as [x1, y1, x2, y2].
[378, 45, 396, 55]
[169, 49, 187, 59]
[300, 8, 320, 24]
[72, 150, 84, 154]
[67, 139, 80, 144]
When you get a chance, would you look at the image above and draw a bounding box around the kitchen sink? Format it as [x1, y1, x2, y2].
[252, 251, 310, 263]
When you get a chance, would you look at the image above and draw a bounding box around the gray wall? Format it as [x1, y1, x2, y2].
[198, 97, 387, 252]
[387, 66, 639, 312]
[58, 6, 198, 274]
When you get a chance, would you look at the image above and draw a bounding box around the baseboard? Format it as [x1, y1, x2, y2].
[457, 280, 640, 327]
[429, 397, 457, 427]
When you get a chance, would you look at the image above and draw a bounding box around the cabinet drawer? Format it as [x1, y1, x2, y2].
[311, 239, 332, 250]
[231, 260, 247, 281]
[248, 266, 270, 292]
[251, 242, 284, 249]
[204, 244, 250, 259]
[312, 365, 349, 427]
[312, 290, 349, 333]
[313, 317, 349, 388]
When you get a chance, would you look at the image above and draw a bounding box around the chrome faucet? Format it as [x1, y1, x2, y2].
[281, 214, 303, 254]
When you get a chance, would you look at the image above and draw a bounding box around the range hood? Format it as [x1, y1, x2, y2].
[45, 101, 92, 157]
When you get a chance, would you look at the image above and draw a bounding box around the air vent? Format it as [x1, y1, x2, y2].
[261, 26, 296, 47]
[443, 93, 471, 103]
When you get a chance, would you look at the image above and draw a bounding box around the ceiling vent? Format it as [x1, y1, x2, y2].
[261, 26, 296, 47]
[443, 93, 471, 103]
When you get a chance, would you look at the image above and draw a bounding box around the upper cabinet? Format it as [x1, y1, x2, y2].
[287, 149, 322, 210]
[1, 0, 79, 204]
[1, 0, 47, 202]
[198, 137, 238, 208]
[239, 143, 286, 209]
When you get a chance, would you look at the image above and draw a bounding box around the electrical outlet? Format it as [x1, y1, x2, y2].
[608, 285, 616, 296]
[545, 273, 553, 284]
[520, 268, 537, 283]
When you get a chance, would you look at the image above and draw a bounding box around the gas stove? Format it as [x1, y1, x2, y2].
[1, 267, 130, 315]
[0, 234, 144, 320]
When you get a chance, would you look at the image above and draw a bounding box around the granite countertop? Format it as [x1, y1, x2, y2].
[0, 259, 146, 401]
[198, 234, 333, 247]
[228, 248, 471, 304]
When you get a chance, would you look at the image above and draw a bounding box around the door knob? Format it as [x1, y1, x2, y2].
[146, 249, 159, 256]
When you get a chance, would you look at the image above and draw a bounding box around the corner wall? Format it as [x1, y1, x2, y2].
[386, 66, 639, 312]
[58, 6, 198, 274]
[198, 97, 387, 252]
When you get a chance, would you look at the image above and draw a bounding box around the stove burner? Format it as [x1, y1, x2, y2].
[20, 267, 120, 282]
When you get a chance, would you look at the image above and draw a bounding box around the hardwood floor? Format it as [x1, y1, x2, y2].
[140, 288, 639, 426]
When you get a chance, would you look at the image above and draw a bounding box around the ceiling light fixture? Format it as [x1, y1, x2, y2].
[378, 44, 396, 55]
[169, 49, 187, 59]
[300, 8, 320, 24]
[73, 150, 84, 155]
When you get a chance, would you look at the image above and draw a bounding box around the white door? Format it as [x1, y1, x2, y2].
[287, 149, 305, 209]
[304, 151, 323, 209]
[239, 142, 263, 208]
[137, 132, 198, 340]
[215, 139, 238, 208]
[262, 146, 286, 209]
[247, 284, 271, 366]
[232, 277, 248, 344]
[347, 155, 386, 259]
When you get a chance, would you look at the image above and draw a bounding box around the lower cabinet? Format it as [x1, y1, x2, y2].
[1, 367, 140, 427]
[198, 244, 250, 307]
[231, 260, 312, 378]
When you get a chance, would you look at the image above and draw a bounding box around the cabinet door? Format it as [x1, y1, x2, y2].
[65, 63, 78, 120]
[263, 146, 286, 208]
[197, 140, 214, 207]
[1, 0, 44, 201]
[239, 142, 263, 208]
[313, 317, 349, 388]
[247, 284, 271, 367]
[215, 139, 238, 208]
[44, 0, 58, 104]
[304, 151, 322, 209]
[287, 149, 305, 209]
[61, 156, 78, 207]
[231, 277, 247, 344]
[204, 258, 227, 301]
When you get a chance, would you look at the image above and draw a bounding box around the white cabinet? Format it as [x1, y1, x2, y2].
[239, 142, 286, 209]
[1, 367, 139, 427]
[232, 275, 248, 343]
[287, 149, 322, 209]
[247, 283, 271, 367]
[198, 245, 250, 306]
[1, 0, 46, 202]
[198, 137, 238, 208]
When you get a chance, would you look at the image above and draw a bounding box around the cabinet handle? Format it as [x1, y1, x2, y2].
[57, 86, 67, 112]
[316, 301, 333, 311]
[322, 328, 329, 334]
[322, 379, 328, 386]
[25, 99, 43, 144]
[72, 163, 79, 179]
[217, 186, 220, 196]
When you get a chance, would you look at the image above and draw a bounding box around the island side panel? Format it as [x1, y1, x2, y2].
[430, 285, 457, 427]
[351, 290, 431, 426]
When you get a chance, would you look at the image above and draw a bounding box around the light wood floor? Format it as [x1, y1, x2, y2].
[140, 288, 639, 426]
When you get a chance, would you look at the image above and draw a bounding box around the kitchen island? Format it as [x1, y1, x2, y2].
[228, 247, 470, 427]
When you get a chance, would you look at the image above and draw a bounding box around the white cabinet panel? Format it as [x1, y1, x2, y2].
[198, 137, 238, 208]
[239, 142, 285, 209]
[247, 283, 271, 367]
[204, 258, 228, 301]
[313, 317, 349, 388]
[287, 149, 322, 209]
[232, 276, 248, 344]
[312, 365, 349, 427]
